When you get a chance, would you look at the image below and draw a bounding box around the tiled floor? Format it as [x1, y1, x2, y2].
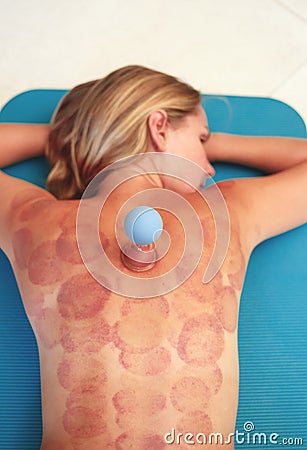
[1, 0, 306, 126]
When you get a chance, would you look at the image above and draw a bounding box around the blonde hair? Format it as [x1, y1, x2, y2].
[45, 65, 200, 199]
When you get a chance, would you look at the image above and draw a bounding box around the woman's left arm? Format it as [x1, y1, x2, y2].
[0, 123, 50, 167]
[206, 133, 307, 173]
[0, 124, 55, 256]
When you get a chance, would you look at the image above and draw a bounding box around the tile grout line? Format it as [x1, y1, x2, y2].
[269, 57, 307, 96]
[274, 0, 307, 24]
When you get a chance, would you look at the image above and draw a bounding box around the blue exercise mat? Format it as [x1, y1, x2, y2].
[0, 90, 306, 449]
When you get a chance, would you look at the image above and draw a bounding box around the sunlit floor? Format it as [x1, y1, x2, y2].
[1, 0, 307, 125]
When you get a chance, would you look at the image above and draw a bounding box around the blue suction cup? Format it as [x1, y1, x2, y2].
[121, 206, 163, 272]
[124, 206, 163, 246]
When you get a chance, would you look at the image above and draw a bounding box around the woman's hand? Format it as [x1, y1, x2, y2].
[205, 133, 307, 174]
[0, 123, 50, 168]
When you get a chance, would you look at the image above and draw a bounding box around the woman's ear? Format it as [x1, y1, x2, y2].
[148, 110, 169, 152]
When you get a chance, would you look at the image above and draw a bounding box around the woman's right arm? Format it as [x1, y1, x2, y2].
[206, 133, 307, 173]
[0, 123, 50, 168]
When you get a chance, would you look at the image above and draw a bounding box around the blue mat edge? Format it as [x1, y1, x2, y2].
[1, 88, 306, 133]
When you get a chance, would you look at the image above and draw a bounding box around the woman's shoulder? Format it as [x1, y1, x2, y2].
[216, 162, 307, 254]
[9, 197, 80, 270]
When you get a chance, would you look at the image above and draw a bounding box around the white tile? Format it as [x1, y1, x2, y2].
[275, 0, 307, 22]
[1, 0, 307, 130]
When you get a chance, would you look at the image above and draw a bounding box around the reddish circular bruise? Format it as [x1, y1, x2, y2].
[63, 223, 110, 265]
[170, 376, 211, 412]
[12, 228, 33, 270]
[115, 432, 166, 450]
[10, 190, 48, 220]
[119, 346, 171, 376]
[75, 229, 112, 264]
[167, 270, 224, 333]
[57, 273, 109, 321]
[177, 314, 224, 367]
[215, 285, 238, 333]
[61, 318, 111, 353]
[17, 199, 77, 239]
[63, 406, 106, 438]
[62, 205, 109, 260]
[113, 388, 166, 416]
[19, 198, 54, 222]
[34, 307, 62, 349]
[177, 364, 223, 398]
[176, 411, 213, 436]
[185, 267, 223, 294]
[121, 297, 169, 318]
[113, 304, 168, 353]
[66, 387, 106, 413]
[28, 240, 63, 285]
[56, 228, 83, 265]
[57, 354, 107, 392]
[167, 288, 221, 326]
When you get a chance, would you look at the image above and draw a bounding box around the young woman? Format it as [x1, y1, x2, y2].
[0, 65, 306, 449]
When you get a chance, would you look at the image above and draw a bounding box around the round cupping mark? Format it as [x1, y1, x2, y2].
[119, 346, 171, 376]
[66, 387, 107, 413]
[57, 354, 108, 392]
[60, 318, 111, 353]
[18, 198, 54, 222]
[120, 297, 170, 317]
[113, 297, 170, 354]
[57, 274, 110, 321]
[113, 388, 166, 416]
[56, 228, 83, 265]
[170, 376, 211, 412]
[177, 314, 224, 367]
[63, 406, 107, 438]
[28, 240, 63, 285]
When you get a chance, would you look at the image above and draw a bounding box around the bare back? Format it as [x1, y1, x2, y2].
[9, 181, 249, 450]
